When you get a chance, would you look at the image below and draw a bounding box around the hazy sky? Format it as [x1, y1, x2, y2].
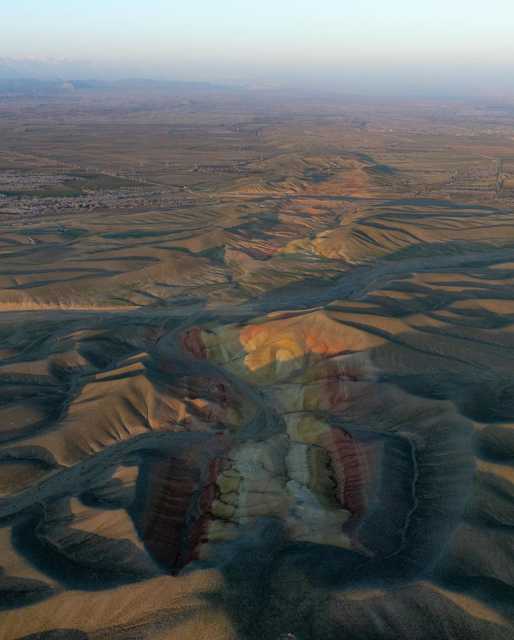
[2, 0, 513, 94]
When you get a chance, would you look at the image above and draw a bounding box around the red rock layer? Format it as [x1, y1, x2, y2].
[141, 437, 229, 574]
[141, 457, 197, 573]
[181, 327, 207, 360]
[321, 428, 377, 534]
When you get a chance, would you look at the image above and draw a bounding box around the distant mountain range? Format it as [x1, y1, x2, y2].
[0, 58, 232, 94]
[0, 57, 96, 80]
[0, 77, 231, 95]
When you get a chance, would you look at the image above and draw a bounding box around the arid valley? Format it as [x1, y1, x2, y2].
[1, 84, 514, 639]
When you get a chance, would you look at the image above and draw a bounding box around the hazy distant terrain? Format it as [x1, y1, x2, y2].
[1, 86, 514, 639]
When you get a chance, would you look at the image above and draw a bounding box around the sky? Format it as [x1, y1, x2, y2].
[1, 0, 514, 95]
